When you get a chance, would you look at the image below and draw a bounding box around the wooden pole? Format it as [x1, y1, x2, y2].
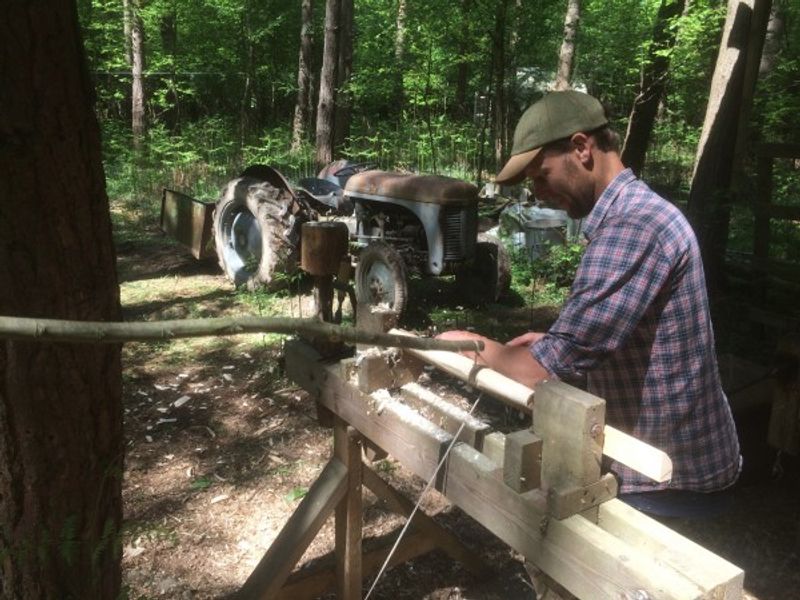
[334, 420, 363, 599]
[0, 315, 483, 352]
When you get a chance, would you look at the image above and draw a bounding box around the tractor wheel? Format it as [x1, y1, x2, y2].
[355, 241, 408, 315]
[456, 233, 511, 303]
[213, 176, 302, 290]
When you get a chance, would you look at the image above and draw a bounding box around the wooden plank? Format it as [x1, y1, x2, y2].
[284, 340, 743, 599]
[393, 333, 673, 483]
[400, 382, 490, 449]
[275, 529, 437, 600]
[481, 431, 506, 481]
[598, 499, 744, 599]
[503, 430, 542, 493]
[239, 459, 347, 599]
[334, 421, 363, 600]
[362, 466, 489, 578]
[443, 445, 710, 600]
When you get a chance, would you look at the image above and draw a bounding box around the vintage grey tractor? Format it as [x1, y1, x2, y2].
[209, 160, 510, 316]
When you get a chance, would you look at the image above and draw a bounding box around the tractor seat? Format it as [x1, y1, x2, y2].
[344, 170, 478, 206]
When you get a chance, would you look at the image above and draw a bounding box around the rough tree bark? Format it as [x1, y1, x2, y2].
[688, 0, 772, 292]
[131, 0, 146, 149]
[291, 0, 314, 153]
[123, 0, 132, 65]
[334, 0, 354, 153]
[0, 0, 123, 597]
[315, 0, 341, 169]
[554, 0, 580, 91]
[621, 0, 686, 176]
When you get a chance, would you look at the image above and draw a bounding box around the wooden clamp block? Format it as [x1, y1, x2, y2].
[533, 380, 608, 521]
[503, 430, 542, 493]
[548, 472, 618, 520]
[356, 305, 399, 351]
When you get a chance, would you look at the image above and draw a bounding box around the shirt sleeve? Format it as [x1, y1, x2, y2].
[531, 217, 674, 381]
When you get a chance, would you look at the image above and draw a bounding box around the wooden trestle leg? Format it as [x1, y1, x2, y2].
[239, 416, 485, 599]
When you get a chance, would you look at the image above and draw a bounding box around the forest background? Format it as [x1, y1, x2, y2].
[80, 0, 799, 277]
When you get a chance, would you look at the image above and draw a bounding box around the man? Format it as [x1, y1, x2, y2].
[441, 91, 740, 504]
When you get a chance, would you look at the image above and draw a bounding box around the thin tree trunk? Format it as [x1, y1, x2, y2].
[240, 11, 256, 146]
[554, 0, 580, 91]
[621, 0, 686, 176]
[292, 0, 314, 153]
[758, 0, 784, 76]
[315, 0, 341, 169]
[0, 0, 123, 596]
[160, 9, 179, 132]
[453, 0, 471, 117]
[334, 0, 354, 153]
[131, 0, 145, 149]
[123, 0, 132, 66]
[394, 0, 407, 109]
[492, 0, 508, 166]
[687, 0, 771, 292]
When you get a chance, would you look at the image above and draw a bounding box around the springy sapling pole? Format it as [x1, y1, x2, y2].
[0, 315, 483, 353]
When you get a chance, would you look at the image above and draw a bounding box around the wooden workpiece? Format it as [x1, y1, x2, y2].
[281, 338, 744, 599]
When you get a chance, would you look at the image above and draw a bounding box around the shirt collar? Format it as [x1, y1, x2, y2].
[582, 168, 637, 240]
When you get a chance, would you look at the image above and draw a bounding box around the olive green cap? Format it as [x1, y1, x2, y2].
[495, 90, 608, 185]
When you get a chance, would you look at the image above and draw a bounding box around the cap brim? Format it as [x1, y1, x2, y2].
[494, 147, 541, 185]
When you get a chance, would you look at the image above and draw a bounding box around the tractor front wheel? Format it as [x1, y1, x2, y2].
[355, 241, 408, 315]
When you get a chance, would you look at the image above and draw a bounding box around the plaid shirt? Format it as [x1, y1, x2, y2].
[531, 169, 741, 494]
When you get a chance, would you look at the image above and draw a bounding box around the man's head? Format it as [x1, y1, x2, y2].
[496, 91, 621, 219]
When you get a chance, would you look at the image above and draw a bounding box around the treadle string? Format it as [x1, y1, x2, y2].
[364, 351, 485, 599]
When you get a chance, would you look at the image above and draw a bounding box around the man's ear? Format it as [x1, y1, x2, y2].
[570, 132, 592, 165]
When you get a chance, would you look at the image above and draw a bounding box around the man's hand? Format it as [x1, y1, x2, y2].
[435, 330, 550, 389]
[506, 331, 545, 347]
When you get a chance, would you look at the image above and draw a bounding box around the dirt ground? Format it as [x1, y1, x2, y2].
[117, 220, 800, 600]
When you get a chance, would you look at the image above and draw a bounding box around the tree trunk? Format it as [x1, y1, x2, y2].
[240, 10, 256, 145]
[758, 0, 784, 76]
[394, 0, 407, 109]
[131, 0, 145, 149]
[315, 0, 341, 169]
[0, 0, 123, 597]
[160, 9, 179, 132]
[453, 0, 472, 117]
[334, 0, 354, 153]
[554, 0, 580, 91]
[291, 0, 314, 153]
[123, 0, 132, 66]
[621, 0, 686, 176]
[492, 0, 508, 166]
[687, 0, 771, 292]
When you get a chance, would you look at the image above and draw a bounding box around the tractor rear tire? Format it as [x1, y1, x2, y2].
[355, 241, 408, 315]
[456, 233, 511, 303]
[213, 177, 302, 290]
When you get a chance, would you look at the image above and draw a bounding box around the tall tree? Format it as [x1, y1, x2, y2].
[131, 0, 146, 148]
[0, 0, 123, 597]
[621, 0, 686, 175]
[394, 0, 408, 109]
[292, 0, 315, 153]
[334, 0, 354, 152]
[554, 0, 580, 91]
[492, 0, 509, 165]
[315, 0, 341, 168]
[688, 0, 772, 290]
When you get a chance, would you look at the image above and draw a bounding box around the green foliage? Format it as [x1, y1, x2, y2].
[190, 477, 213, 491]
[285, 487, 308, 502]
